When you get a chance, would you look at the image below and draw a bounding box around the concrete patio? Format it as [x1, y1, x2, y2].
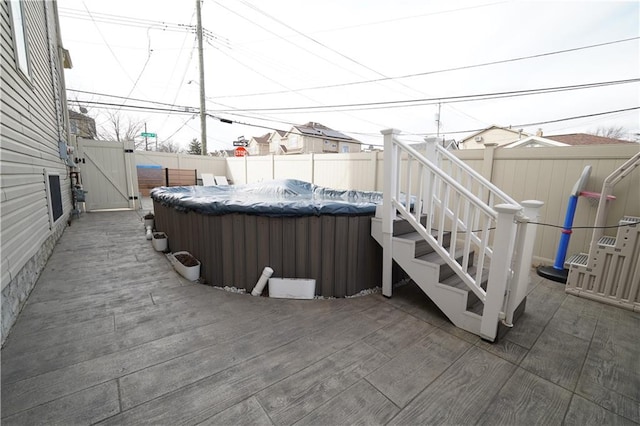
[1, 206, 638, 425]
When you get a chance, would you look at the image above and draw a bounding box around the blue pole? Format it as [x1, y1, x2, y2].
[553, 194, 579, 270]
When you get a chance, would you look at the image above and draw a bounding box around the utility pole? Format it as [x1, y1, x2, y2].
[144, 122, 148, 151]
[435, 103, 441, 139]
[196, 0, 207, 155]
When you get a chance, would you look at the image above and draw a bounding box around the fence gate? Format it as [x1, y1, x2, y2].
[77, 138, 139, 211]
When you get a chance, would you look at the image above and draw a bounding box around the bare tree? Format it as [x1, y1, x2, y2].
[588, 126, 628, 140]
[157, 141, 182, 153]
[99, 111, 145, 148]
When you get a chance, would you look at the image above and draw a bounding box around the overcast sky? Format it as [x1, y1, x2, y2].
[58, 0, 640, 151]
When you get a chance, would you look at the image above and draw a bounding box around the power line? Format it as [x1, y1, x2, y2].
[210, 0, 372, 81]
[59, 6, 195, 34]
[68, 88, 197, 110]
[207, 79, 640, 113]
[213, 36, 640, 99]
[115, 29, 154, 113]
[59, 6, 230, 42]
[69, 78, 638, 117]
[164, 114, 198, 141]
[243, 1, 509, 42]
[239, 1, 388, 80]
[69, 97, 639, 143]
[208, 107, 640, 143]
[80, 2, 137, 85]
[235, 0, 430, 123]
[411, 107, 640, 136]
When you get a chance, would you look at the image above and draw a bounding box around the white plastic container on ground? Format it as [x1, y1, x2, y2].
[167, 251, 201, 281]
[152, 232, 168, 252]
[268, 278, 316, 299]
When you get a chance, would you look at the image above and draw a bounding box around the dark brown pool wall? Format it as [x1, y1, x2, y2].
[153, 201, 382, 297]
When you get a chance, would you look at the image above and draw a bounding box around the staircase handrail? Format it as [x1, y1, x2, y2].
[588, 151, 640, 263]
[433, 144, 521, 209]
[395, 140, 498, 219]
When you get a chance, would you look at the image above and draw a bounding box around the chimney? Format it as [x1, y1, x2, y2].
[518, 129, 523, 139]
[536, 128, 543, 137]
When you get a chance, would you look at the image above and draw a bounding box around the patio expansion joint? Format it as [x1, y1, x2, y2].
[116, 378, 123, 415]
[369, 338, 475, 416]
[566, 312, 639, 424]
[0, 379, 117, 422]
[471, 361, 521, 422]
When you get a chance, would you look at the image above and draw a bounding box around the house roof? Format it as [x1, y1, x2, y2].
[291, 122, 360, 143]
[251, 133, 271, 145]
[545, 133, 634, 146]
[268, 130, 287, 142]
[68, 110, 93, 121]
[502, 135, 569, 148]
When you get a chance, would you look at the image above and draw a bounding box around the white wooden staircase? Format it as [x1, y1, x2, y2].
[374, 130, 543, 341]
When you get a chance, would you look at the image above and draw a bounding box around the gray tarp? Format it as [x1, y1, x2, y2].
[150, 179, 383, 217]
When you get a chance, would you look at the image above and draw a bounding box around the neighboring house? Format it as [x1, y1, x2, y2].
[459, 125, 528, 149]
[277, 122, 361, 155]
[544, 133, 635, 146]
[461, 127, 635, 150]
[411, 137, 458, 151]
[247, 133, 270, 156]
[1, 0, 73, 345]
[68, 109, 97, 138]
[268, 129, 286, 154]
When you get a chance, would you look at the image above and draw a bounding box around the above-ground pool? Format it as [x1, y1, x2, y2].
[151, 179, 383, 297]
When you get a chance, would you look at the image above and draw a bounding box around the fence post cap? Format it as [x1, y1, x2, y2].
[494, 203, 522, 214]
[381, 128, 400, 135]
[521, 200, 544, 208]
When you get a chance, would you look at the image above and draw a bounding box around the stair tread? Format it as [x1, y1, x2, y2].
[566, 253, 588, 267]
[416, 250, 447, 265]
[395, 231, 432, 242]
[392, 215, 428, 236]
[441, 266, 489, 290]
[621, 216, 640, 224]
[598, 236, 616, 246]
[416, 248, 465, 265]
[394, 229, 452, 240]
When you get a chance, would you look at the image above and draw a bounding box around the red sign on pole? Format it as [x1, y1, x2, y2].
[234, 147, 248, 157]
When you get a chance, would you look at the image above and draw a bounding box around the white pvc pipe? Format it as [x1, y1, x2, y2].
[251, 267, 274, 296]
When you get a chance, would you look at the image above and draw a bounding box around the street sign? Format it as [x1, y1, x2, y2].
[233, 140, 248, 147]
[141, 132, 156, 138]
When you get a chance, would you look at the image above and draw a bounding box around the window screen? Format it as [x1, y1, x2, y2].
[9, 0, 29, 76]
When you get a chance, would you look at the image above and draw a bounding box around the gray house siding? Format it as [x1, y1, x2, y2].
[1, 0, 71, 345]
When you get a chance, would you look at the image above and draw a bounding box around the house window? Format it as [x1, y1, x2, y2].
[45, 172, 64, 226]
[9, 0, 30, 76]
[341, 146, 350, 153]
